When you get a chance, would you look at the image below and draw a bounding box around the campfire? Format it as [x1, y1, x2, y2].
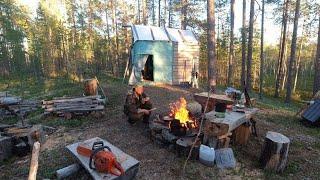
[149, 97, 202, 158]
[168, 97, 198, 136]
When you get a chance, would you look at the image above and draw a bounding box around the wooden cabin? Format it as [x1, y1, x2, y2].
[128, 25, 200, 86]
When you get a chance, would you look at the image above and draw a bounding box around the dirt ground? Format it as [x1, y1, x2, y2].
[1, 79, 320, 179]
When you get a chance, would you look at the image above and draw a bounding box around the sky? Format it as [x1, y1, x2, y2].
[17, 0, 284, 45]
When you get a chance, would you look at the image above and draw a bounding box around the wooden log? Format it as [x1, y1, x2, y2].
[233, 122, 251, 145]
[56, 163, 81, 179]
[28, 141, 41, 180]
[42, 96, 100, 105]
[84, 78, 98, 96]
[259, 131, 290, 173]
[0, 136, 13, 162]
[27, 125, 46, 146]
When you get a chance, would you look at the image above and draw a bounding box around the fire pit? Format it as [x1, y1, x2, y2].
[168, 98, 198, 136]
[149, 97, 202, 158]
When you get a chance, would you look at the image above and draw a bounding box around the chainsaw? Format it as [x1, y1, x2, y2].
[77, 141, 124, 176]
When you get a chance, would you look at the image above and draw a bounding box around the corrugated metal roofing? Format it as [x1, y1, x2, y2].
[131, 25, 198, 43]
[302, 99, 320, 123]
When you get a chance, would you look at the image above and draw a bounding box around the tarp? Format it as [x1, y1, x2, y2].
[128, 54, 149, 85]
[302, 99, 320, 123]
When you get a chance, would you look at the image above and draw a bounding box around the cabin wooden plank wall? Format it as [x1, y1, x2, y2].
[172, 42, 200, 85]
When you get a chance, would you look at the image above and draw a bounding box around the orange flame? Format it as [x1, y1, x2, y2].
[169, 97, 190, 125]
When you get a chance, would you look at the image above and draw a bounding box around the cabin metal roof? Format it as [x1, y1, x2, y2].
[131, 25, 198, 43]
[302, 99, 320, 123]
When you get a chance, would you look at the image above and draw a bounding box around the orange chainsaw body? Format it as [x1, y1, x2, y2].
[77, 141, 124, 176]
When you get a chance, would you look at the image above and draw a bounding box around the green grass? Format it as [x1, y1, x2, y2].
[0, 116, 20, 125]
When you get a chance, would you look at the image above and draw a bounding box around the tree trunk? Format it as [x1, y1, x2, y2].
[227, 0, 235, 86]
[246, 0, 255, 92]
[158, 0, 161, 27]
[241, 0, 246, 90]
[314, 15, 320, 95]
[285, 0, 301, 103]
[275, 0, 290, 97]
[181, 0, 188, 30]
[163, 0, 167, 26]
[293, 37, 303, 93]
[138, 0, 141, 24]
[168, 0, 172, 27]
[207, 0, 216, 91]
[152, 0, 156, 25]
[142, 0, 147, 25]
[259, 0, 265, 99]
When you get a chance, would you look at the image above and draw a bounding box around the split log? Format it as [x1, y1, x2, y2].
[28, 141, 40, 180]
[233, 122, 251, 145]
[259, 131, 290, 173]
[56, 163, 81, 179]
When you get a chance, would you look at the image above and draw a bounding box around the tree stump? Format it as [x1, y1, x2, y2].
[259, 131, 290, 173]
[84, 78, 98, 96]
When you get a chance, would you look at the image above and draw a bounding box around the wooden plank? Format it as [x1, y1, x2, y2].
[66, 137, 139, 180]
[194, 92, 233, 112]
[46, 105, 105, 113]
[42, 96, 100, 105]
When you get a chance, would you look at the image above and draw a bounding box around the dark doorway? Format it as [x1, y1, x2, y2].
[142, 55, 154, 81]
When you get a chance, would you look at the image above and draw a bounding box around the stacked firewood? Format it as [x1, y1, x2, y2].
[0, 93, 39, 118]
[42, 96, 105, 117]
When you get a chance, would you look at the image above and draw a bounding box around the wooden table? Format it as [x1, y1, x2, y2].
[203, 108, 259, 147]
[194, 92, 234, 112]
[66, 137, 139, 180]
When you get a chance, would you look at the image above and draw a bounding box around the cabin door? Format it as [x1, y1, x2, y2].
[142, 55, 154, 81]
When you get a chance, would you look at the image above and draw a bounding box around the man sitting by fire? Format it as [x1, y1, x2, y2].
[124, 85, 153, 124]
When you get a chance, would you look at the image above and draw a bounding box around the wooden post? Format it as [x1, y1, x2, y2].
[28, 141, 41, 180]
[259, 131, 290, 173]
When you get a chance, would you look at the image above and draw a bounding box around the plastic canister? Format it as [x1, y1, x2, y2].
[199, 144, 215, 167]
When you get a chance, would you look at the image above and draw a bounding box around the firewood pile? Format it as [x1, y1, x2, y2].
[42, 95, 105, 118]
[0, 92, 39, 119]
